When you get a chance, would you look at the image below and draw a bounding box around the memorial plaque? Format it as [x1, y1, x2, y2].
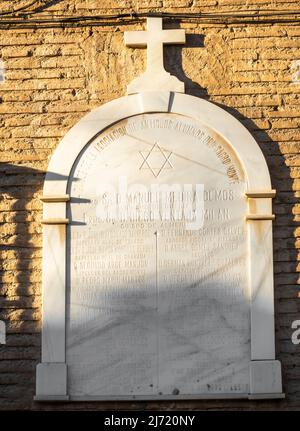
[66, 113, 250, 397]
[36, 17, 282, 401]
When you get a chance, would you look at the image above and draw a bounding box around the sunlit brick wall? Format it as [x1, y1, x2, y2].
[0, 0, 299, 410]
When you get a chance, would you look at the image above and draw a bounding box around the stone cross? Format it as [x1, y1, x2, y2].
[124, 17, 186, 94]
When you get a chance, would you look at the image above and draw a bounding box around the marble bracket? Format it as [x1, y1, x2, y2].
[245, 190, 276, 198]
[41, 196, 70, 224]
[42, 218, 69, 225]
[245, 190, 276, 221]
[246, 214, 275, 221]
[41, 194, 70, 203]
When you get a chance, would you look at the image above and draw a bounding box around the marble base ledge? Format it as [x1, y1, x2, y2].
[64, 394, 250, 401]
[34, 395, 70, 401]
[40, 394, 260, 402]
[248, 393, 285, 400]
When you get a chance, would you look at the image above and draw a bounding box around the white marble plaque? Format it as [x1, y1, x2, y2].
[66, 113, 250, 398]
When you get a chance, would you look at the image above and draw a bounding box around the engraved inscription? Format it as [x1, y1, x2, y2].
[66, 113, 250, 398]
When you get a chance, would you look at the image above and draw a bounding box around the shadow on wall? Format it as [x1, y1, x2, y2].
[165, 37, 300, 408]
[165, 32, 208, 99]
[0, 164, 71, 409]
[0, 164, 44, 408]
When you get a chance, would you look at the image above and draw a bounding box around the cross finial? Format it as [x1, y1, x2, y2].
[124, 17, 186, 94]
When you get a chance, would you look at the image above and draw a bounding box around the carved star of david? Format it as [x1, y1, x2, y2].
[139, 142, 173, 178]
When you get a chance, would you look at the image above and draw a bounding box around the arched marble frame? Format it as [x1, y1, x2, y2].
[35, 91, 283, 401]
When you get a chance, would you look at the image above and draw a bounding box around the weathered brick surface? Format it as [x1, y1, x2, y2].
[0, 0, 300, 410]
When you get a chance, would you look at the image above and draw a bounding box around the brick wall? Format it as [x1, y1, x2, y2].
[0, 0, 300, 410]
